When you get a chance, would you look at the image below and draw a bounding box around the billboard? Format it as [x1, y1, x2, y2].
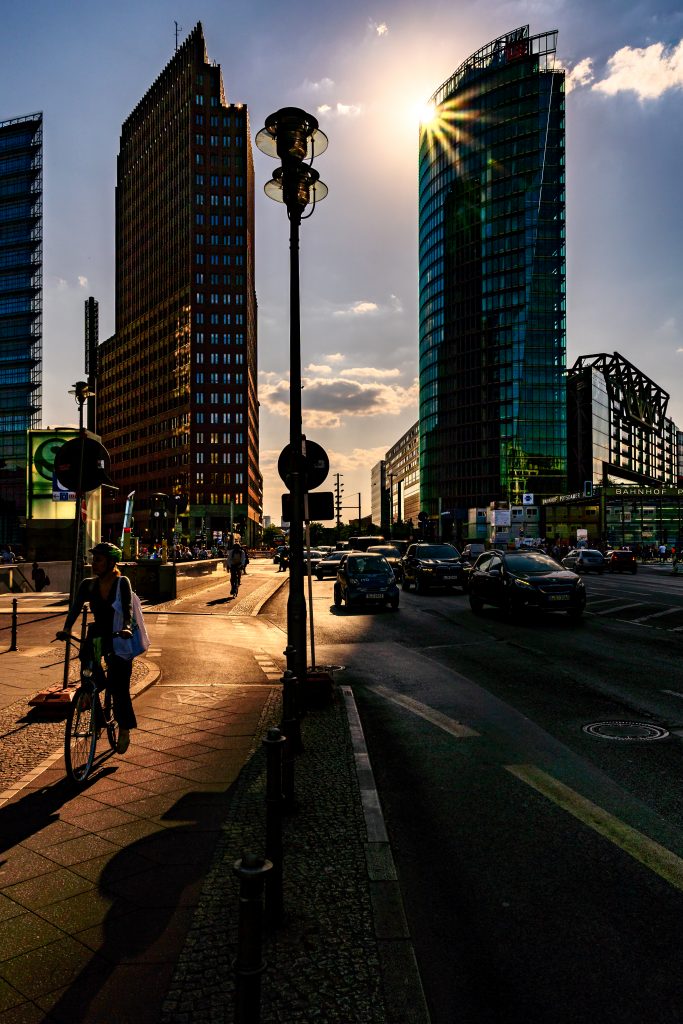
[28, 429, 78, 517]
[27, 429, 102, 534]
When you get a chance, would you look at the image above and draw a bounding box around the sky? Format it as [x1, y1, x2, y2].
[3, 0, 683, 523]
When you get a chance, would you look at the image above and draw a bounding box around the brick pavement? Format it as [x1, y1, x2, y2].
[0, 677, 276, 1023]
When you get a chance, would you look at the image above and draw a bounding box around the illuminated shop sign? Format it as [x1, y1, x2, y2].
[608, 487, 683, 498]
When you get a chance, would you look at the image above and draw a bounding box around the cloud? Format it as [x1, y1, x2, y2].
[331, 295, 404, 317]
[593, 40, 683, 100]
[327, 446, 389, 472]
[300, 76, 335, 93]
[317, 102, 362, 118]
[259, 372, 418, 429]
[325, 352, 344, 363]
[78, 275, 88, 288]
[369, 20, 388, 37]
[306, 362, 332, 374]
[333, 300, 379, 317]
[344, 367, 401, 379]
[565, 58, 594, 93]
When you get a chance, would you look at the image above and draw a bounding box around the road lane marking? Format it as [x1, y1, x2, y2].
[369, 685, 479, 739]
[632, 607, 682, 622]
[505, 764, 683, 894]
[661, 690, 683, 700]
[594, 602, 644, 616]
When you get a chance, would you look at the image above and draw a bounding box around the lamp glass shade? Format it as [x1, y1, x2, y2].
[256, 109, 328, 161]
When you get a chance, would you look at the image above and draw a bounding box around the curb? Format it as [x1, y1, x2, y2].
[341, 685, 431, 1024]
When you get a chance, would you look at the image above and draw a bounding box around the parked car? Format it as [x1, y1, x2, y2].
[334, 553, 399, 611]
[468, 549, 586, 620]
[315, 551, 349, 580]
[561, 549, 606, 574]
[366, 544, 405, 581]
[605, 549, 638, 574]
[401, 543, 467, 594]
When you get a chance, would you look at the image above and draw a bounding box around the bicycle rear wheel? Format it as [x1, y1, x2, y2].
[104, 690, 119, 750]
[64, 686, 97, 784]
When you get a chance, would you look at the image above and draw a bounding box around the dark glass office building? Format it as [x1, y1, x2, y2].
[418, 26, 566, 517]
[0, 113, 42, 545]
[99, 24, 261, 544]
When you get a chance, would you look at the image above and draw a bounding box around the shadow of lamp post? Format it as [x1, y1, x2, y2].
[256, 108, 328, 690]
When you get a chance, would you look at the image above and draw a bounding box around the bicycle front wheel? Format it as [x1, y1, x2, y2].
[104, 689, 119, 751]
[64, 687, 97, 785]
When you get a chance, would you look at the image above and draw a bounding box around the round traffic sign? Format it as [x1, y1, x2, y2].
[278, 440, 329, 490]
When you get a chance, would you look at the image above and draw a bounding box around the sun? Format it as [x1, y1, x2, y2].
[415, 100, 438, 127]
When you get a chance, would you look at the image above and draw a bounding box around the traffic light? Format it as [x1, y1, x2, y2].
[583, 481, 593, 498]
[149, 493, 169, 543]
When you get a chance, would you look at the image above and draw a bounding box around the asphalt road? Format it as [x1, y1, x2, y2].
[263, 564, 683, 1024]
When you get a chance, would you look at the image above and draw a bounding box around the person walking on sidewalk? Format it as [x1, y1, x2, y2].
[56, 542, 136, 754]
[227, 542, 244, 596]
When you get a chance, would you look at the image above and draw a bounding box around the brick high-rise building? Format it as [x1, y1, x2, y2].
[99, 23, 260, 545]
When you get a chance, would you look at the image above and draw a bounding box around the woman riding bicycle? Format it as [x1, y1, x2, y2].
[56, 542, 135, 754]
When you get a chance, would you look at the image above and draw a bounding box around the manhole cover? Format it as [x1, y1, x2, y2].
[582, 721, 670, 741]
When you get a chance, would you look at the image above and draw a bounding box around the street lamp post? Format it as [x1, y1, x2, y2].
[256, 108, 328, 690]
[67, 380, 91, 604]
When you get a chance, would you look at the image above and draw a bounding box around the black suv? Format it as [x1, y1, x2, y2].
[401, 543, 467, 594]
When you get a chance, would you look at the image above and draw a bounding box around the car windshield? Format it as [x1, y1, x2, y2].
[367, 546, 401, 557]
[579, 550, 602, 557]
[416, 545, 460, 559]
[323, 553, 342, 561]
[505, 553, 563, 574]
[347, 556, 391, 575]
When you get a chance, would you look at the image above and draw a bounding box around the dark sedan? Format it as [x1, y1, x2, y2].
[561, 548, 606, 574]
[315, 551, 348, 580]
[367, 544, 404, 582]
[468, 549, 586, 620]
[334, 553, 399, 611]
[401, 543, 467, 594]
[605, 549, 638, 574]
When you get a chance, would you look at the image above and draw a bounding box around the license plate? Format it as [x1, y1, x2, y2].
[367, 593, 384, 600]
[444, 575, 457, 581]
[548, 594, 570, 601]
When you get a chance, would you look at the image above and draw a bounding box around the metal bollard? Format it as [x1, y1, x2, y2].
[233, 851, 272, 1024]
[9, 598, 18, 651]
[262, 727, 286, 926]
[279, 669, 303, 811]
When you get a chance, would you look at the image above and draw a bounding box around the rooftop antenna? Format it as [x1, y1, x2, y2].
[174, 20, 183, 52]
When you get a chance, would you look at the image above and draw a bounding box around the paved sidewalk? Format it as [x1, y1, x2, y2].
[0, 610, 429, 1023]
[0, 677, 277, 1022]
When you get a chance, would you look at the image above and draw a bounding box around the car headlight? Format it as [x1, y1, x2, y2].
[421, 566, 434, 573]
[348, 576, 360, 585]
[576, 579, 585, 589]
[514, 578, 532, 587]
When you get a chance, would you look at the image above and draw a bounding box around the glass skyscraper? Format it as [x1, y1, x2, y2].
[418, 27, 566, 517]
[0, 113, 42, 545]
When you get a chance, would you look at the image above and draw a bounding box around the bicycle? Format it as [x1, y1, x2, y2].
[57, 633, 120, 785]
